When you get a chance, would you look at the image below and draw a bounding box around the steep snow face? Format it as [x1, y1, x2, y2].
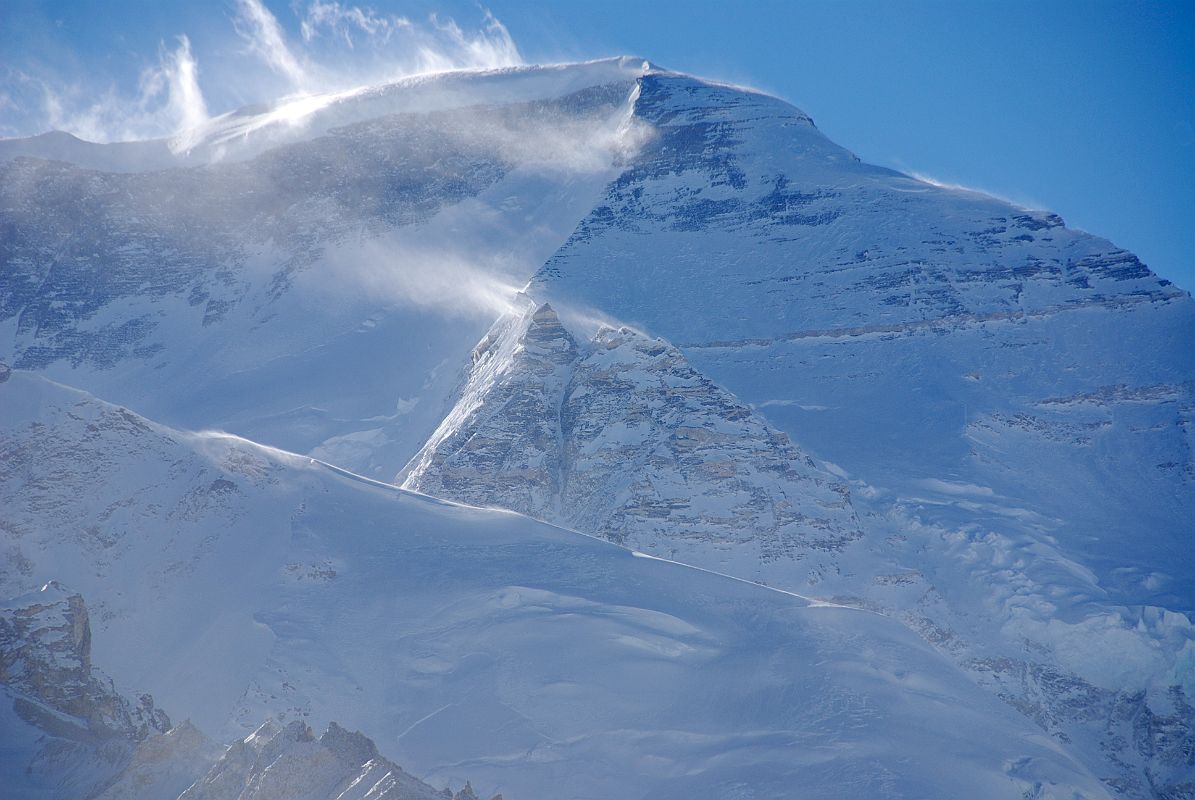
[526, 72, 1195, 614]
[0, 62, 650, 480]
[0, 373, 1113, 800]
[402, 302, 863, 587]
[534, 72, 1184, 341]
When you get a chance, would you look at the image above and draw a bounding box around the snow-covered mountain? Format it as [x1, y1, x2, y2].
[1, 57, 1192, 798]
[400, 66, 1194, 798]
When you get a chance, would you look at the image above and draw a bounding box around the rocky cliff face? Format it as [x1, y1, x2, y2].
[0, 581, 171, 743]
[967, 658, 1195, 800]
[402, 302, 863, 587]
[1, 584, 496, 800]
[178, 719, 487, 800]
[0, 582, 201, 799]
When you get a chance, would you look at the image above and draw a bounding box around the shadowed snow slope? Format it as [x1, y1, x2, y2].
[0, 372, 1109, 799]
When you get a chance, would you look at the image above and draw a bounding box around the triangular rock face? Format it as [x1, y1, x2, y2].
[402, 302, 580, 522]
[402, 302, 862, 586]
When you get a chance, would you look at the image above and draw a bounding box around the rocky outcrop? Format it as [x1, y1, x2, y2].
[970, 658, 1195, 800]
[0, 581, 170, 742]
[0, 583, 208, 800]
[179, 719, 494, 800]
[93, 722, 223, 800]
[2, 584, 497, 800]
[402, 302, 862, 586]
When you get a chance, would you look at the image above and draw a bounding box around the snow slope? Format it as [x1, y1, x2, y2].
[0, 371, 1112, 799]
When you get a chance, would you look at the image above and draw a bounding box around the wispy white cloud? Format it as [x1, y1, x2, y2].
[233, 0, 309, 88]
[297, 3, 521, 83]
[299, 103, 650, 318]
[233, 0, 520, 93]
[13, 3, 525, 142]
[38, 35, 209, 143]
[908, 170, 1047, 213]
[145, 35, 209, 134]
[312, 234, 525, 319]
[300, 1, 411, 48]
[420, 10, 521, 73]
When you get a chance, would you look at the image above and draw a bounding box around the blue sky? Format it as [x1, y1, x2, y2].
[2, 0, 1192, 290]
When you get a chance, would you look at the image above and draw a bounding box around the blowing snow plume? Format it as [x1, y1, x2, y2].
[290, 79, 651, 319]
[4, 1, 523, 143]
[28, 35, 209, 145]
